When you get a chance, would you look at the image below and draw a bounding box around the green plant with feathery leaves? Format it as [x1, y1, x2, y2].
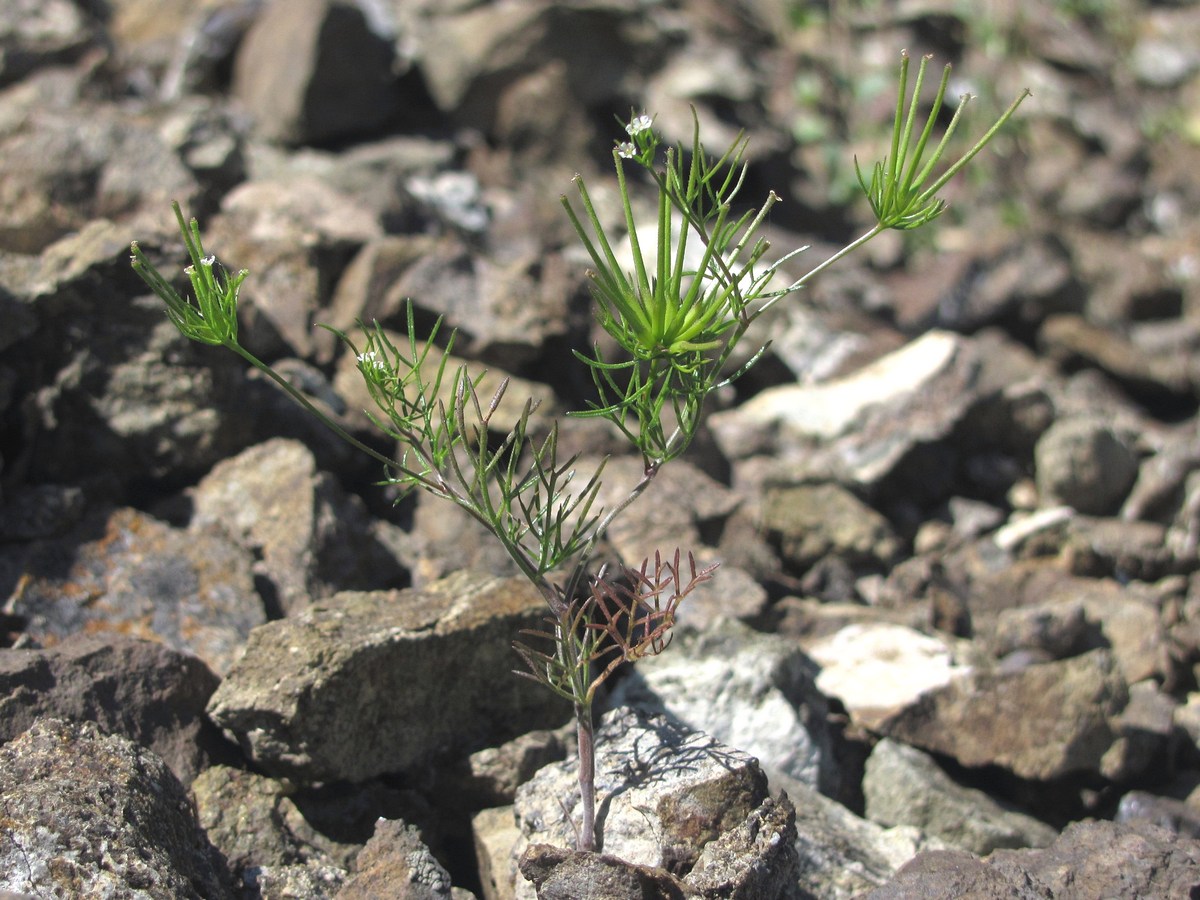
[130, 51, 1027, 853]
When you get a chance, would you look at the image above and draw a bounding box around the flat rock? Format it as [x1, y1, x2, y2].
[866, 819, 1200, 899]
[710, 330, 980, 498]
[863, 738, 1059, 855]
[805, 623, 972, 731]
[206, 570, 565, 781]
[232, 0, 402, 145]
[0, 717, 233, 898]
[878, 649, 1129, 782]
[0, 633, 232, 785]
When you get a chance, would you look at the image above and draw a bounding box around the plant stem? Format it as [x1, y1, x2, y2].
[575, 699, 597, 851]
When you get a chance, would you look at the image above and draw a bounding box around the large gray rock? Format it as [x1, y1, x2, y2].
[0, 718, 233, 898]
[0, 634, 232, 786]
[866, 819, 1200, 899]
[863, 738, 1059, 856]
[507, 707, 796, 899]
[206, 571, 565, 781]
[604, 619, 840, 795]
[3, 506, 264, 675]
[770, 770, 949, 900]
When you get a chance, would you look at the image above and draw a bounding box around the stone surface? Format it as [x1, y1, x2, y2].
[863, 738, 1058, 855]
[1034, 416, 1141, 515]
[0, 718, 233, 898]
[232, 0, 403, 145]
[865, 819, 1200, 899]
[206, 571, 566, 781]
[3, 506, 264, 675]
[189, 437, 408, 614]
[805, 623, 972, 730]
[605, 619, 840, 794]
[879, 649, 1129, 782]
[336, 818, 459, 899]
[0, 634, 232, 785]
[508, 707, 789, 899]
[192, 765, 352, 882]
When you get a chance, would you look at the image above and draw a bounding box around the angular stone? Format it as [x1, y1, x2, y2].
[189, 437, 408, 614]
[0, 718, 233, 898]
[710, 331, 979, 498]
[771, 770, 949, 900]
[3, 506, 264, 675]
[863, 738, 1058, 855]
[192, 765, 351, 881]
[232, 0, 402, 145]
[879, 650, 1128, 782]
[761, 482, 902, 570]
[605, 620, 840, 794]
[508, 708, 786, 898]
[206, 571, 565, 781]
[1034, 416, 1140, 515]
[0, 634, 232, 786]
[806, 623, 972, 731]
[867, 820, 1200, 899]
[336, 818, 457, 899]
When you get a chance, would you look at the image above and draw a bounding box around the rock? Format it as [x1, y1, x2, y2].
[17, 226, 257, 490]
[866, 819, 1200, 899]
[232, 0, 403, 145]
[604, 619, 840, 794]
[771, 770, 949, 900]
[206, 571, 565, 781]
[192, 765, 352, 881]
[761, 481, 902, 572]
[3, 506, 264, 675]
[1116, 789, 1200, 839]
[1039, 314, 1194, 404]
[0, 718, 233, 898]
[878, 649, 1129, 782]
[0, 482, 84, 540]
[249, 863, 347, 900]
[416, 1, 655, 133]
[336, 818, 460, 899]
[863, 738, 1058, 855]
[0, 101, 198, 254]
[1034, 415, 1140, 515]
[189, 437, 408, 614]
[805, 623, 972, 731]
[0, 0, 99, 87]
[203, 176, 382, 359]
[0, 634, 233, 785]
[517, 844, 690, 900]
[507, 707, 793, 898]
[710, 331, 980, 502]
[456, 726, 571, 810]
[593, 455, 741, 571]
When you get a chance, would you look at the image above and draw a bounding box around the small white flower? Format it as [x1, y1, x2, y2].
[357, 350, 386, 372]
[626, 114, 653, 136]
[616, 142, 637, 159]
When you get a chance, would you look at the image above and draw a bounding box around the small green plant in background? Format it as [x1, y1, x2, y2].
[131, 52, 1026, 854]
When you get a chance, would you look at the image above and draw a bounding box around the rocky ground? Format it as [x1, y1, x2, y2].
[2, 0, 1200, 897]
